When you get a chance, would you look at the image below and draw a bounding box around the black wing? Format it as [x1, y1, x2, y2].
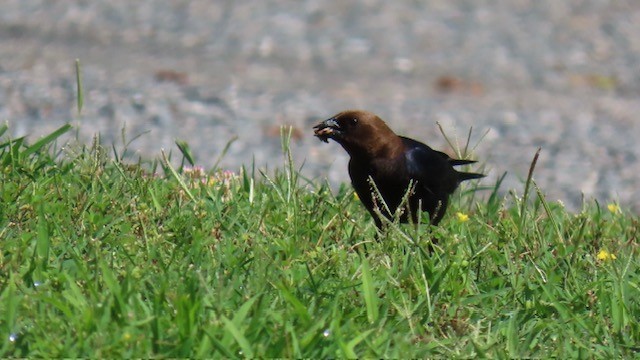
[402, 138, 459, 194]
[401, 136, 484, 183]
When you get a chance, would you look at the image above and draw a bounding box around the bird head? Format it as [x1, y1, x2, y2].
[313, 110, 401, 158]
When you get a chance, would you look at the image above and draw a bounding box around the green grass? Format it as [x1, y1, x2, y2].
[0, 124, 638, 358]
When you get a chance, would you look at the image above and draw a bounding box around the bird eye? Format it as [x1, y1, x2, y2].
[351, 118, 358, 125]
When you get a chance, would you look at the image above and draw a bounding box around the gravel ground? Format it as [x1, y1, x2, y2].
[2, 1, 639, 211]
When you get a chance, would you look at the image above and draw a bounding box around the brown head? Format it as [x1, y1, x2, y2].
[313, 110, 403, 159]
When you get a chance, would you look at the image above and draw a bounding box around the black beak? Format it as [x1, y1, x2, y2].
[313, 117, 341, 143]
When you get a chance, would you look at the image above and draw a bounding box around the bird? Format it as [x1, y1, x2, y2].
[313, 110, 484, 230]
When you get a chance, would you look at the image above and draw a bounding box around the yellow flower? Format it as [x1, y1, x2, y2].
[607, 203, 620, 214]
[597, 249, 617, 262]
[456, 212, 469, 222]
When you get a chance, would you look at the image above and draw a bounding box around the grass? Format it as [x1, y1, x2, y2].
[0, 123, 638, 358]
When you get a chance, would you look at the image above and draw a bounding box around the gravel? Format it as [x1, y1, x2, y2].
[2, 0, 639, 211]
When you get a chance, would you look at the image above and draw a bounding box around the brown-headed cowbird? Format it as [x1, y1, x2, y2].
[314, 110, 484, 229]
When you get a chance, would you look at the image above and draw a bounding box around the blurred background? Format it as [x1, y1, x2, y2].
[2, 0, 639, 211]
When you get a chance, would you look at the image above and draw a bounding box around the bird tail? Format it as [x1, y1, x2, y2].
[449, 159, 477, 166]
[450, 158, 484, 181]
[458, 171, 485, 181]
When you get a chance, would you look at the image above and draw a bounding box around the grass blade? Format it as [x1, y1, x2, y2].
[277, 284, 312, 326]
[212, 135, 238, 170]
[22, 123, 72, 158]
[232, 296, 259, 326]
[36, 204, 50, 270]
[534, 182, 564, 245]
[161, 149, 196, 202]
[519, 148, 541, 234]
[204, 330, 236, 359]
[342, 329, 374, 358]
[0, 123, 8, 138]
[75, 59, 84, 114]
[361, 256, 379, 324]
[175, 140, 195, 167]
[221, 316, 254, 358]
